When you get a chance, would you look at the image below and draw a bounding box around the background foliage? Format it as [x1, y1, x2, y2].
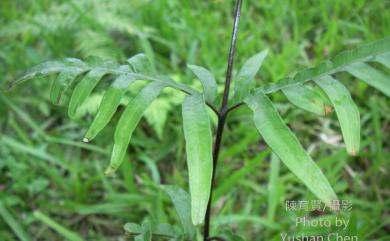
[1, 0, 389, 240]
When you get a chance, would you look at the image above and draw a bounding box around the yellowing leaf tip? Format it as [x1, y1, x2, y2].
[324, 105, 333, 115]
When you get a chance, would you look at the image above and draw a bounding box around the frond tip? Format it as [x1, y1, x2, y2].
[9, 55, 202, 176]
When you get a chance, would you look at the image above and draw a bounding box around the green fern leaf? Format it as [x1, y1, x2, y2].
[258, 36, 390, 94]
[182, 94, 213, 226]
[50, 68, 86, 105]
[245, 91, 338, 208]
[234, 49, 268, 102]
[84, 75, 137, 141]
[106, 81, 168, 175]
[188, 64, 218, 103]
[315, 76, 360, 155]
[376, 53, 390, 68]
[346, 62, 390, 97]
[68, 68, 109, 118]
[282, 84, 332, 116]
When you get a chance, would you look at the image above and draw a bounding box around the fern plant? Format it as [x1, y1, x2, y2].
[6, 0, 390, 240]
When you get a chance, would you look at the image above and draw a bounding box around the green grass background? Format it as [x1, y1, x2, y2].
[0, 0, 389, 240]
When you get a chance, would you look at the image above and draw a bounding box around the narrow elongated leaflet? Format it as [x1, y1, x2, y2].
[376, 53, 390, 69]
[68, 68, 108, 118]
[50, 68, 85, 105]
[346, 62, 390, 97]
[188, 64, 218, 103]
[282, 84, 332, 116]
[182, 94, 213, 225]
[315, 76, 360, 155]
[160, 185, 196, 240]
[84, 75, 137, 141]
[245, 91, 337, 208]
[105, 81, 167, 175]
[234, 49, 268, 102]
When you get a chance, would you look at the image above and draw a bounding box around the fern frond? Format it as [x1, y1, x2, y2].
[7, 55, 211, 176]
[248, 36, 390, 157]
[242, 37, 390, 208]
[257, 36, 390, 94]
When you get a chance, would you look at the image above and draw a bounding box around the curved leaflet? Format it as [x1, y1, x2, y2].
[68, 68, 109, 118]
[245, 91, 338, 208]
[282, 84, 332, 116]
[315, 76, 360, 155]
[346, 62, 390, 97]
[84, 75, 137, 141]
[181, 94, 213, 225]
[234, 49, 268, 102]
[105, 81, 167, 175]
[188, 64, 218, 103]
[376, 53, 390, 69]
[50, 68, 86, 105]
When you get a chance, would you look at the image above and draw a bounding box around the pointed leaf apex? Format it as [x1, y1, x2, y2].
[84, 128, 96, 142]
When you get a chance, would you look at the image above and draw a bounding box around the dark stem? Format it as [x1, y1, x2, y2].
[227, 102, 244, 114]
[203, 0, 243, 240]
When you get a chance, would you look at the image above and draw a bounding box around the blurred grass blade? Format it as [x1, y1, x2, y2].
[315, 76, 360, 155]
[50, 68, 85, 105]
[282, 84, 332, 116]
[188, 64, 217, 103]
[214, 150, 270, 200]
[160, 185, 196, 240]
[182, 94, 213, 225]
[220, 230, 246, 241]
[234, 49, 268, 102]
[0, 94, 47, 138]
[68, 68, 108, 118]
[376, 52, 390, 68]
[84, 75, 136, 141]
[0, 201, 31, 241]
[2, 136, 68, 169]
[346, 62, 390, 97]
[245, 91, 338, 208]
[127, 53, 153, 73]
[106, 81, 167, 175]
[267, 153, 281, 222]
[33, 211, 85, 241]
